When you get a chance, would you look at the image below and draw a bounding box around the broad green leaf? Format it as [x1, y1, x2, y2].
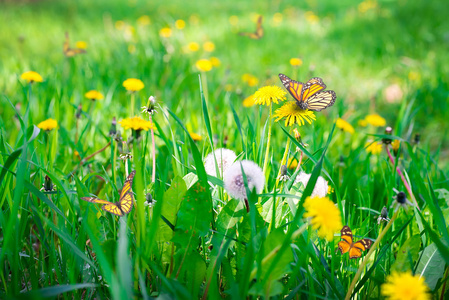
[391, 234, 421, 272]
[416, 243, 445, 290]
[216, 199, 245, 232]
[179, 251, 207, 297]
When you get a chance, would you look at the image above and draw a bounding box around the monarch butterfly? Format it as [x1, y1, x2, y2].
[337, 226, 373, 259]
[239, 16, 264, 40]
[279, 74, 336, 111]
[81, 171, 135, 216]
[63, 32, 86, 57]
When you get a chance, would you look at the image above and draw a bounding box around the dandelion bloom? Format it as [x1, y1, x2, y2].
[203, 41, 215, 52]
[229, 15, 239, 26]
[287, 157, 298, 169]
[365, 114, 386, 127]
[243, 94, 256, 107]
[273, 12, 283, 24]
[37, 118, 58, 131]
[408, 71, 420, 81]
[305, 11, 319, 24]
[137, 15, 151, 26]
[290, 58, 303, 67]
[175, 19, 185, 29]
[295, 171, 328, 198]
[392, 140, 400, 152]
[190, 132, 202, 141]
[119, 116, 154, 131]
[381, 272, 430, 300]
[358, 119, 368, 127]
[242, 74, 259, 87]
[254, 86, 287, 106]
[274, 102, 316, 126]
[209, 57, 221, 67]
[195, 59, 213, 72]
[224, 160, 264, 201]
[365, 141, 382, 155]
[336, 118, 355, 134]
[75, 41, 87, 49]
[84, 90, 104, 101]
[159, 27, 172, 38]
[303, 196, 342, 241]
[187, 42, 200, 52]
[204, 148, 237, 177]
[123, 78, 144, 92]
[21, 71, 43, 83]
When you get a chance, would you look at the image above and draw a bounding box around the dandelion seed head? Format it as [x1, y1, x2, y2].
[204, 148, 237, 177]
[224, 160, 264, 201]
[294, 171, 328, 198]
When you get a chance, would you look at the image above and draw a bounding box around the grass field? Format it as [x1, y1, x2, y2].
[1, 0, 449, 299]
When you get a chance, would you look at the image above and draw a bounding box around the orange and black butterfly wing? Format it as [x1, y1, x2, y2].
[119, 170, 136, 199]
[349, 239, 373, 259]
[301, 78, 326, 101]
[117, 192, 134, 215]
[81, 197, 114, 205]
[279, 73, 305, 106]
[102, 203, 124, 216]
[304, 90, 336, 111]
[338, 225, 353, 254]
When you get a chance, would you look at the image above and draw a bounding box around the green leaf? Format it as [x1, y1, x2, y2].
[23, 283, 97, 298]
[216, 199, 245, 231]
[179, 251, 207, 297]
[391, 234, 421, 272]
[415, 243, 445, 290]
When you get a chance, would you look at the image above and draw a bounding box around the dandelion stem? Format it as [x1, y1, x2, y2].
[344, 209, 399, 300]
[294, 150, 304, 174]
[130, 92, 135, 116]
[385, 145, 420, 211]
[262, 103, 272, 179]
[71, 142, 111, 174]
[149, 115, 156, 183]
[275, 128, 292, 186]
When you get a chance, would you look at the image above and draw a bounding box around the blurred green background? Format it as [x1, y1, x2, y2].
[1, 0, 448, 160]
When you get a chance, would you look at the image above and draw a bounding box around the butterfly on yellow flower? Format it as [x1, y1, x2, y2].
[279, 74, 336, 111]
[63, 32, 86, 57]
[81, 171, 135, 216]
[337, 226, 373, 259]
[239, 16, 264, 40]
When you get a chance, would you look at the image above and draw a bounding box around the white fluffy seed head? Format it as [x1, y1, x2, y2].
[223, 160, 265, 200]
[294, 171, 328, 198]
[204, 148, 237, 177]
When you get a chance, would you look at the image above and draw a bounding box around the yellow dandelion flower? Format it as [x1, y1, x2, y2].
[365, 141, 383, 155]
[381, 271, 430, 300]
[187, 42, 200, 52]
[189, 14, 200, 24]
[159, 27, 172, 38]
[365, 114, 386, 127]
[358, 119, 368, 127]
[75, 41, 87, 50]
[274, 102, 316, 127]
[209, 57, 221, 67]
[123, 78, 144, 92]
[203, 41, 215, 52]
[224, 84, 233, 92]
[119, 116, 154, 131]
[21, 71, 43, 83]
[247, 77, 259, 87]
[37, 118, 58, 131]
[287, 157, 298, 169]
[84, 90, 104, 101]
[190, 132, 202, 141]
[305, 11, 319, 24]
[137, 15, 151, 26]
[175, 19, 185, 29]
[290, 58, 303, 67]
[303, 196, 342, 241]
[336, 118, 355, 134]
[195, 59, 213, 72]
[392, 140, 400, 152]
[243, 94, 256, 107]
[115, 20, 125, 30]
[327, 186, 334, 194]
[229, 15, 239, 26]
[254, 86, 287, 106]
[273, 12, 283, 24]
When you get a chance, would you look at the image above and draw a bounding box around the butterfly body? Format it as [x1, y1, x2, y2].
[279, 74, 336, 111]
[81, 171, 135, 216]
[337, 226, 373, 259]
[239, 16, 264, 40]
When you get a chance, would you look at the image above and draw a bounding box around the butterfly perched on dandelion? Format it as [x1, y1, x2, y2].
[279, 74, 336, 111]
[81, 171, 135, 216]
[239, 16, 264, 40]
[337, 226, 373, 259]
[63, 32, 86, 57]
